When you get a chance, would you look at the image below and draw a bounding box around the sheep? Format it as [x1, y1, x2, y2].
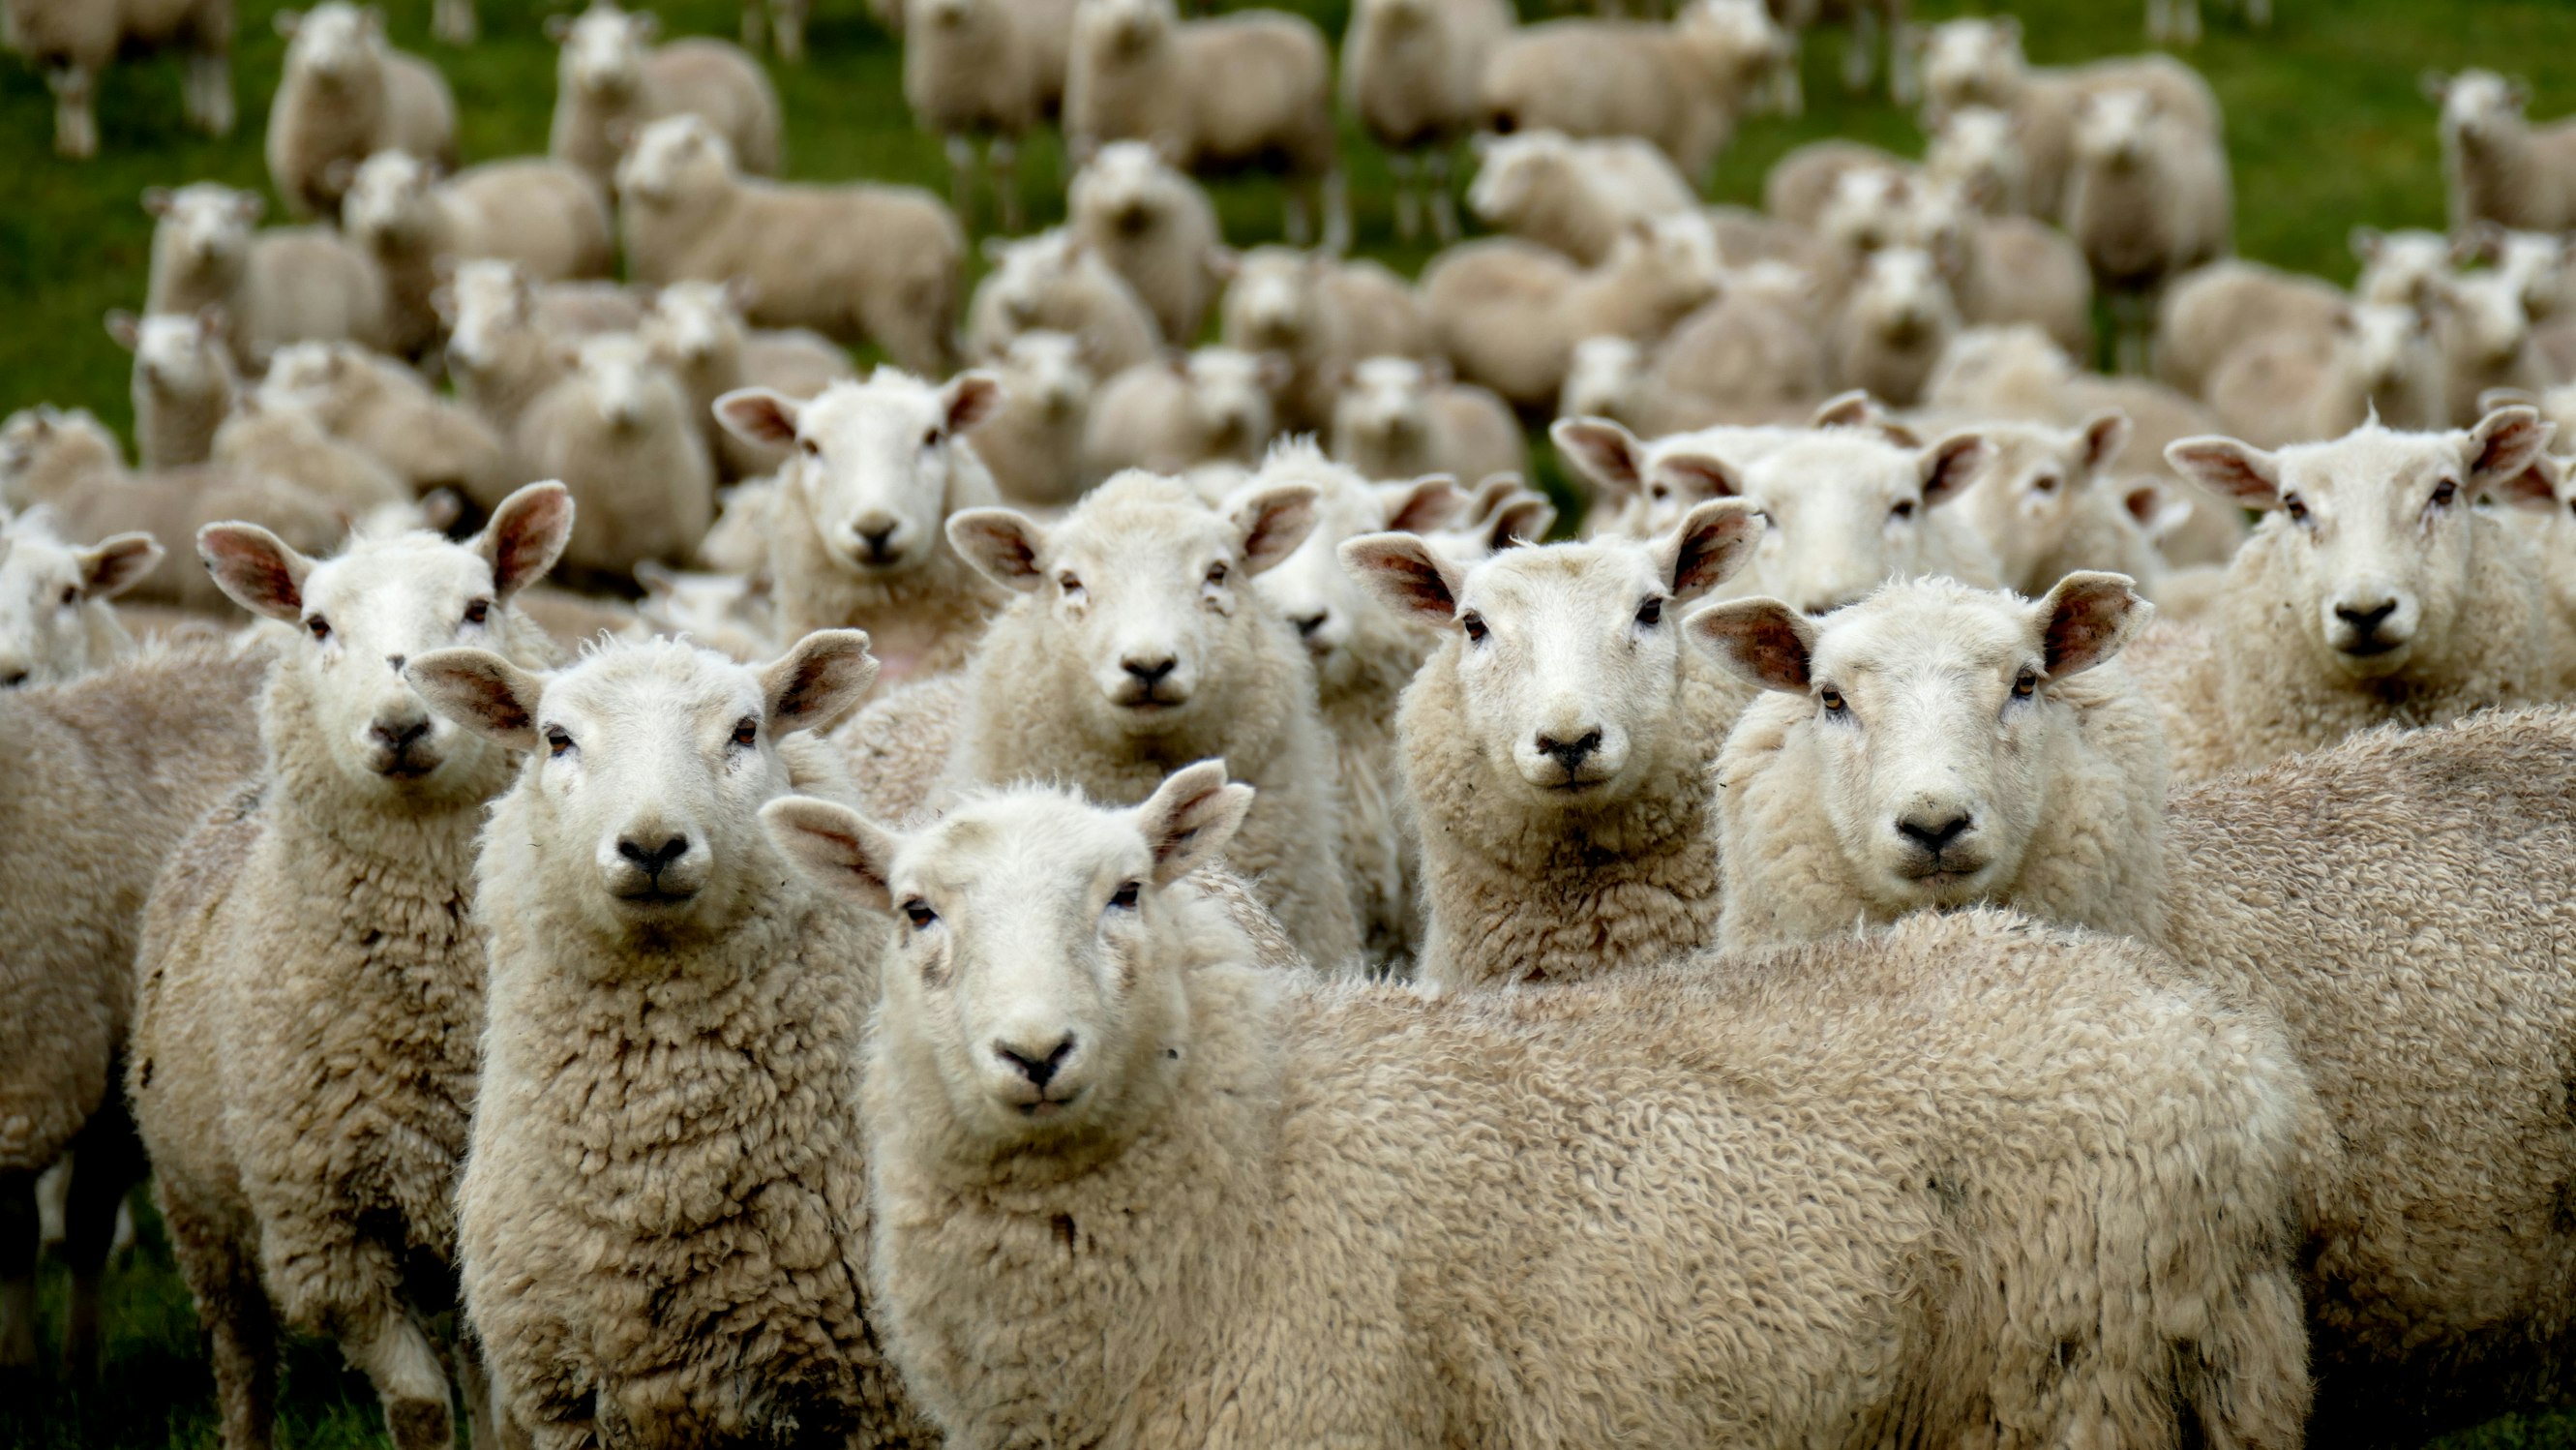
[436, 259, 644, 434]
[0, 512, 162, 687]
[2065, 85, 2232, 372]
[142, 183, 391, 370]
[1463, 131, 1696, 267]
[631, 560, 780, 662]
[1943, 413, 2173, 597]
[1084, 348, 1287, 480]
[3, 0, 231, 159]
[1342, 0, 1512, 242]
[341, 150, 614, 362]
[1423, 215, 1723, 409]
[2145, 0, 2266, 45]
[105, 307, 235, 469]
[1917, 18, 2219, 217]
[1063, 0, 1345, 250]
[974, 331, 1096, 507]
[1421, 476, 1555, 568]
[1806, 163, 1918, 303]
[2351, 226, 2455, 310]
[1328, 356, 1521, 485]
[1832, 246, 1958, 408]
[2134, 407, 2560, 781]
[640, 279, 854, 483]
[2426, 70, 2576, 237]
[1758, 136, 1909, 227]
[264, 3, 457, 221]
[1548, 411, 1798, 541]
[511, 333, 714, 587]
[1, 631, 268, 1378]
[547, 0, 781, 188]
[1555, 336, 1666, 436]
[965, 227, 1163, 378]
[1220, 248, 1430, 433]
[395, 632, 939, 1448]
[1908, 185, 2093, 357]
[904, 0, 1080, 233]
[260, 341, 507, 506]
[1923, 105, 2030, 215]
[2474, 224, 2576, 323]
[942, 472, 1363, 964]
[209, 396, 410, 520]
[126, 484, 572, 1450]
[759, 769, 2313, 1450]
[2430, 267, 2552, 426]
[1480, 5, 1787, 185]
[1338, 501, 1758, 988]
[715, 371, 1012, 687]
[2154, 258, 2348, 400]
[1621, 265, 1831, 430]
[618, 115, 962, 376]
[1695, 577, 2576, 1443]
[1067, 141, 1230, 344]
[2206, 301, 2449, 447]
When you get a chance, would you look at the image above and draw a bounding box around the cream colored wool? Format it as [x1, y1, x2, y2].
[2063, 84, 2232, 364]
[944, 472, 1362, 965]
[258, 341, 506, 506]
[1067, 142, 1228, 345]
[2154, 258, 2346, 400]
[510, 334, 714, 584]
[1639, 276, 1833, 431]
[903, 0, 1077, 231]
[2431, 70, 2576, 236]
[1478, 12, 1774, 182]
[1340, 0, 1511, 243]
[1421, 217, 1722, 409]
[340, 151, 613, 362]
[965, 228, 1162, 382]
[1948, 413, 2168, 596]
[263, 3, 456, 221]
[143, 183, 391, 369]
[764, 775, 2314, 1450]
[1468, 130, 1699, 267]
[1328, 355, 1521, 485]
[1220, 248, 1430, 434]
[974, 330, 1095, 507]
[209, 398, 408, 520]
[547, 0, 781, 187]
[1916, 18, 2221, 218]
[640, 280, 854, 483]
[128, 487, 573, 1450]
[108, 307, 237, 468]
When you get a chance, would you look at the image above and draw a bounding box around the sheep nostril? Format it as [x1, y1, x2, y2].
[617, 835, 690, 877]
[996, 1034, 1077, 1088]
[1535, 729, 1603, 769]
[0, 669, 28, 688]
[1897, 813, 1973, 853]
[1292, 612, 1328, 639]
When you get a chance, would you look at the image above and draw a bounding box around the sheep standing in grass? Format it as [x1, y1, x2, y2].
[4, 0, 232, 159]
[1464, 131, 1696, 267]
[401, 632, 939, 1450]
[512, 334, 714, 587]
[716, 372, 1010, 686]
[2207, 301, 2449, 446]
[1480, 4, 1787, 185]
[1697, 576, 2576, 1443]
[0, 515, 162, 687]
[975, 331, 1096, 507]
[2134, 408, 2559, 780]
[1221, 248, 1428, 433]
[107, 308, 235, 469]
[1067, 141, 1229, 345]
[438, 259, 640, 434]
[1341, 501, 1760, 989]
[904, 0, 1078, 232]
[340, 150, 614, 363]
[1423, 215, 1723, 409]
[1342, 0, 1511, 243]
[944, 473, 1362, 964]
[1330, 356, 1521, 484]
[760, 769, 2314, 1449]
[143, 184, 390, 369]
[127, 485, 572, 1450]
[1084, 348, 1286, 479]
[264, 4, 456, 222]
[618, 115, 962, 375]
[2065, 86, 2232, 372]
[2427, 70, 2576, 237]
[547, 0, 781, 187]
[965, 228, 1163, 378]
[640, 279, 854, 482]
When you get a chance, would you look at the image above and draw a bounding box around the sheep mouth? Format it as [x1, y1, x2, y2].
[1014, 1088, 1083, 1117]
[1897, 857, 1988, 888]
[613, 885, 701, 907]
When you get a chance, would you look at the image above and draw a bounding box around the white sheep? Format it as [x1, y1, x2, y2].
[1084, 348, 1287, 480]
[905, 0, 1079, 232]
[399, 632, 939, 1448]
[1423, 215, 1723, 409]
[1064, 0, 1345, 249]
[1945, 413, 2172, 597]
[4, 0, 232, 158]
[1917, 17, 2222, 210]
[264, 3, 456, 221]
[964, 227, 1163, 378]
[2153, 258, 2347, 400]
[1328, 355, 1520, 485]
[1342, 0, 1513, 242]
[1908, 185, 2094, 357]
[1462, 130, 1696, 266]
[1625, 264, 1832, 431]
[2430, 267, 2552, 426]
[2426, 70, 2576, 236]
[0, 511, 162, 687]
[511, 333, 714, 587]
[209, 394, 411, 520]
[340, 149, 614, 362]
[1220, 247, 1430, 433]
[2351, 225, 2456, 310]
[943, 472, 1363, 964]
[1758, 136, 1908, 227]
[259, 341, 507, 505]
[1548, 410, 1797, 541]
[1922, 105, 2029, 215]
[1555, 335, 1665, 437]
[640, 278, 854, 482]
[1833, 246, 1958, 408]
[715, 370, 1011, 686]
[618, 115, 962, 376]
[142, 183, 391, 369]
[974, 330, 1096, 507]
[2206, 301, 2449, 447]
[547, 0, 781, 187]
[1066, 141, 1230, 345]
[1339, 500, 1759, 988]
[435, 259, 643, 434]
[128, 485, 574, 1450]
[759, 769, 2311, 1449]
[2064, 85, 2232, 372]
[105, 307, 235, 468]
[1480, 4, 1787, 184]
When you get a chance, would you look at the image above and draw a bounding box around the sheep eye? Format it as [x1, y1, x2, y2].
[1109, 880, 1141, 910]
[1648, 484, 1670, 501]
[59, 585, 79, 607]
[2284, 496, 2310, 523]
[464, 598, 491, 626]
[2012, 668, 2038, 698]
[1890, 498, 1917, 521]
[2431, 478, 2459, 507]
[306, 615, 332, 642]
[731, 716, 759, 747]
[1820, 687, 1847, 714]
[544, 726, 575, 757]
[1635, 596, 1663, 627]
[1461, 611, 1488, 643]
[903, 898, 938, 929]
[1205, 561, 1228, 587]
[798, 438, 822, 456]
[2031, 474, 2060, 495]
[1059, 571, 1085, 596]
[921, 427, 942, 450]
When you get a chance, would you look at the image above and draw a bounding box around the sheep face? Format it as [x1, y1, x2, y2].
[342, 151, 436, 247]
[2434, 271, 2533, 372]
[1464, 133, 1564, 230]
[199, 484, 574, 800]
[615, 116, 733, 207]
[559, 4, 655, 100]
[440, 260, 534, 369]
[642, 282, 749, 371]
[722, 372, 1003, 578]
[1678, 430, 1990, 616]
[0, 409, 117, 511]
[951, 476, 1318, 731]
[2435, 70, 2526, 148]
[571, 334, 677, 434]
[1677, 0, 1791, 88]
[1223, 250, 1327, 353]
[1183, 349, 1281, 463]
[2168, 408, 2552, 676]
[2073, 89, 2161, 174]
[146, 184, 259, 272]
[2334, 303, 2445, 419]
[2351, 228, 2450, 310]
[1817, 168, 1915, 260]
[256, 341, 358, 408]
[1071, 142, 1180, 239]
[1919, 17, 2022, 113]
[1692, 573, 2147, 911]
[128, 311, 230, 400]
[1076, 0, 1175, 60]
[283, 3, 384, 87]
[1334, 357, 1438, 461]
[1249, 450, 1458, 689]
[1952, 415, 2129, 589]
[1848, 248, 1958, 350]
[2493, 230, 2573, 321]
[979, 231, 1088, 331]
[764, 764, 1247, 1146]
[1924, 110, 2024, 215]
[0, 520, 158, 688]
[999, 332, 1094, 421]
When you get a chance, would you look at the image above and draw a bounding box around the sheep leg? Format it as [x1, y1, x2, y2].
[1841, 8, 1875, 93]
[35, 1161, 67, 1251]
[347, 1302, 455, 1450]
[993, 136, 1024, 235]
[58, 1102, 144, 1378]
[433, 0, 478, 45]
[186, 49, 236, 136]
[1284, 188, 1313, 249]
[944, 135, 980, 236]
[743, 0, 767, 49]
[1426, 150, 1461, 244]
[1883, 3, 1918, 104]
[1389, 153, 1421, 244]
[0, 1171, 36, 1371]
[773, 0, 809, 63]
[1321, 167, 1352, 256]
[46, 63, 98, 161]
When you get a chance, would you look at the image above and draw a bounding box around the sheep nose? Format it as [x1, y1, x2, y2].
[856, 526, 897, 559]
[617, 834, 691, 878]
[386, 653, 405, 674]
[371, 717, 431, 753]
[1291, 610, 1329, 639]
[1123, 654, 1177, 685]
[0, 663, 29, 688]
[2335, 598, 2398, 635]
[1534, 728, 1602, 769]
[1897, 811, 1973, 853]
[994, 1033, 1077, 1088]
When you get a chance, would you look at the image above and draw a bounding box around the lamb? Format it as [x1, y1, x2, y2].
[209, 396, 410, 519]
[904, 0, 1079, 232]
[942, 473, 1363, 964]
[2, 0, 231, 159]
[1758, 136, 1909, 228]
[511, 333, 714, 586]
[1063, 0, 1345, 249]
[1, 632, 267, 1378]
[1066, 141, 1229, 345]
[1220, 248, 1429, 432]
[106, 307, 235, 468]
[1084, 348, 1286, 479]
[2206, 301, 2449, 447]
[0, 512, 162, 687]
[1463, 130, 1696, 267]
[264, 3, 456, 221]
[714, 371, 1011, 686]
[759, 769, 2313, 1450]
[2064, 85, 2233, 371]
[436, 259, 644, 434]
[964, 227, 1162, 378]
[1695, 576, 2576, 1443]
[640, 279, 854, 482]
[1832, 246, 1958, 408]
[340, 150, 614, 362]
[2427, 69, 2576, 236]
[1945, 413, 2172, 597]
[259, 341, 507, 505]
[1339, 501, 1759, 988]
[1341, 0, 1512, 242]
[2351, 225, 2456, 310]
[2153, 258, 2347, 400]
[2430, 267, 2552, 426]
[1922, 105, 2030, 215]
[126, 492, 567, 1450]
[1328, 356, 1521, 485]
[1479, 4, 1786, 184]
[396, 632, 938, 1449]
[547, 0, 781, 187]
[142, 183, 390, 369]
[617, 114, 962, 376]
[974, 330, 1095, 507]
[1422, 215, 1723, 409]
[2133, 407, 2560, 781]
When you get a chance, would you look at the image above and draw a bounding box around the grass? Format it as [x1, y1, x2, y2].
[6, 0, 2576, 1444]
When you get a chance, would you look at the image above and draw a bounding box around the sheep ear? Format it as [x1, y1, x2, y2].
[474, 481, 575, 598]
[1233, 483, 1319, 577]
[105, 312, 141, 350]
[1688, 598, 1814, 693]
[1487, 494, 1556, 550]
[2034, 571, 2149, 680]
[142, 187, 175, 217]
[197, 523, 315, 621]
[2075, 409, 2131, 474]
[1656, 452, 1742, 500]
[274, 9, 304, 37]
[2167, 437, 2284, 509]
[1657, 498, 1762, 602]
[405, 648, 546, 751]
[762, 797, 900, 912]
[713, 387, 802, 447]
[2488, 453, 2565, 512]
[947, 507, 1049, 591]
[75, 533, 165, 600]
[2467, 405, 2553, 492]
[1340, 531, 1464, 624]
[1376, 474, 1463, 534]
[543, 12, 573, 39]
[1809, 389, 1881, 430]
[1919, 432, 1990, 506]
[940, 371, 1004, 436]
[2419, 70, 2450, 103]
[1550, 417, 1646, 498]
[1133, 760, 1253, 887]
[763, 629, 881, 736]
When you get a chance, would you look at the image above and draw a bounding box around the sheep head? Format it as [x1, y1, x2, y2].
[721, 368, 1003, 578]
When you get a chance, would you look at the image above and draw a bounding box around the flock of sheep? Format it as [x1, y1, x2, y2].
[15, 0, 2576, 1446]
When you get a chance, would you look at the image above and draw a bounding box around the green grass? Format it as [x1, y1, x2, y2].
[8, 0, 2576, 1444]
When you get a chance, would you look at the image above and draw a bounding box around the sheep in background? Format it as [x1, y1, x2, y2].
[106, 308, 234, 469]
[2431, 268, 2552, 426]
[4, 0, 231, 158]
[264, 3, 456, 221]
[1555, 336, 1666, 437]
[511, 333, 714, 587]
[1759, 136, 1909, 228]
[1480, 4, 1785, 186]
[1625, 263, 1832, 430]
[1330, 356, 1521, 485]
[617, 115, 962, 375]
[1549, 411, 1795, 541]
[1916, 17, 2220, 218]
[547, 0, 781, 187]
[1941, 413, 2172, 597]
[974, 331, 1096, 508]
[1342, 0, 1512, 242]
[1423, 214, 1724, 409]
[2064, 86, 2232, 372]
[143, 183, 390, 369]
[340, 149, 613, 362]
[210, 396, 410, 520]
[1463, 131, 1696, 267]
[0, 513, 162, 687]
[904, 0, 1079, 232]
[1085, 348, 1286, 480]
[1833, 246, 1958, 408]
[2208, 301, 2449, 447]
[1923, 105, 2029, 215]
[632, 560, 780, 661]
[965, 227, 1163, 377]
[259, 342, 506, 506]
[2154, 258, 2346, 399]
[641, 279, 854, 482]
[1068, 141, 1230, 345]
[2427, 70, 2576, 237]
[1909, 185, 2093, 357]
[1221, 248, 1430, 433]
[437, 259, 644, 434]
